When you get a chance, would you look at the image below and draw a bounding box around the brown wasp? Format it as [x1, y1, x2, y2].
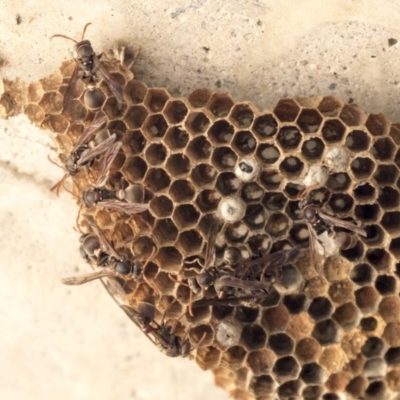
[52, 23, 124, 109]
[81, 180, 150, 216]
[51, 131, 122, 195]
[62, 216, 141, 285]
[119, 298, 199, 358]
[299, 190, 367, 273]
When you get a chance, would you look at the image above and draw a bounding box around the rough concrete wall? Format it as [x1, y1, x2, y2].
[1, 1, 400, 399]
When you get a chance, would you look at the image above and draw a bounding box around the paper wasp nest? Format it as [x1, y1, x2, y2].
[15, 53, 400, 399]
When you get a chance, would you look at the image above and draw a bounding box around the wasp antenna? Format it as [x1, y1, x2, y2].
[50, 174, 69, 197]
[51, 34, 78, 44]
[81, 22, 92, 40]
[47, 154, 63, 169]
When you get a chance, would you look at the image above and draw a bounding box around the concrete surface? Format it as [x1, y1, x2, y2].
[2, 1, 400, 399]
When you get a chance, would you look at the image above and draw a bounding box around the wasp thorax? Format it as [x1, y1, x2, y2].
[303, 204, 317, 223]
[80, 234, 101, 257]
[197, 271, 215, 289]
[82, 189, 97, 207]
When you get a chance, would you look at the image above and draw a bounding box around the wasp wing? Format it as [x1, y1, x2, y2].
[95, 141, 122, 187]
[93, 54, 124, 103]
[72, 112, 107, 152]
[61, 269, 116, 285]
[318, 211, 367, 237]
[77, 134, 116, 166]
[98, 200, 149, 215]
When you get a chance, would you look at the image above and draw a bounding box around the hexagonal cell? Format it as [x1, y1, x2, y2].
[195, 189, 221, 213]
[249, 374, 276, 397]
[27, 81, 44, 103]
[277, 126, 302, 151]
[149, 195, 173, 219]
[297, 108, 323, 133]
[279, 156, 304, 178]
[321, 119, 346, 143]
[350, 157, 375, 180]
[340, 241, 365, 263]
[312, 319, 339, 345]
[152, 218, 178, 246]
[371, 137, 396, 162]
[208, 120, 234, 145]
[318, 96, 343, 117]
[256, 143, 280, 165]
[273, 99, 300, 122]
[308, 297, 333, 321]
[252, 114, 278, 139]
[41, 114, 69, 134]
[235, 306, 259, 323]
[360, 316, 378, 332]
[380, 211, 400, 236]
[163, 100, 189, 125]
[163, 127, 189, 151]
[390, 238, 400, 260]
[123, 80, 148, 104]
[339, 104, 366, 126]
[144, 143, 167, 166]
[172, 204, 200, 229]
[185, 112, 211, 136]
[265, 212, 290, 238]
[246, 349, 276, 376]
[143, 88, 169, 112]
[364, 225, 385, 247]
[327, 193, 353, 213]
[143, 114, 168, 140]
[169, 180, 195, 203]
[124, 130, 146, 155]
[211, 146, 237, 171]
[83, 87, 106, 111]
[38, 91, 63, 114]
[239, 183, 262, 204]
[278, 379, 302, 398]
[189, 164, 217, 190]
[232, 131, 257, 156]
[377, 186, 400, 210]
[353, 183, 376, 203]
[345, 130, 370, 152]
[346, 376, 368, 398]
[216, 172, 240, 196]
[261, 192, 287, 212]
[131, 235, 156, 259]
[188, 88, 212, 108]
[385, 347, 400, 365]
[102, 96, 127, 120]
[350, 263, 375, 285]
[123, 105, 148, 129]
[376, 275, 397, 295]
[165, 153, 190, 178]
[373, 164, 399, 185]
[206, 93, 234, 118]
[186, 136, 212, 161]
[229, 103, 254, 129]
[259, 170, 283, 191]
[332, 302, 360, 330]
[282, 293, 307, 314]
[268, 333, 294, 356]
[354, 203, 380, 223]
[225, 221, 249, 243]
[363, 358, 387, 379]
[241, 324, 267, 350]
[121, 156, 147, 182]
[243, 204, 266, 230]
[300, 363, 325, 385]
[355, 286, 380, 313]
[273, 356, 300, 381]
[144, 168, 171, 193]
[303, 385, 324, 400]
[176, 229, 203, 255]
[361, 337, 385, 359]
[196, 346, 221, 370]
[303, 138, 327, 162]
[219, 346, 247, 370]
[155, 246, 183, 273]
[366, 113, 390, 136]
[366, 248, 391, 272]
[25, 104, 45, 125]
